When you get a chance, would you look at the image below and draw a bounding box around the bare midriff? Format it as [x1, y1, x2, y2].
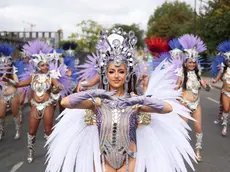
[2, 85, 17, 96]
[31, 91, 51, 103]
[182, 90, 199, 102]
[223, 81, 230, 92]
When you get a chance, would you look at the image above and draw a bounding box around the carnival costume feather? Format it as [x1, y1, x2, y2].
[145, 37, 169, 58]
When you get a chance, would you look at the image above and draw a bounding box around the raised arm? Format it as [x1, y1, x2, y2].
[139, 74, 150, 93]
[174, 76, 183, 90]
[61, 96, 94, 109]
[200, 78, 211, 91]
[61, 89, 115, 109]
[77, 75, 100, 92]
[16, 77, 32, 87]
[118, 95, 172, 114]
[51, 78, 62, 89]
[12, 74, 19, 82]
[213, 70, 223, 83]
[139, 101, 172, 114]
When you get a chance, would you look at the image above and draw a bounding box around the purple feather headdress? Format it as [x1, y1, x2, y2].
[178, 34, 207, 62]
[23, 40, 54, 67]
[217, 41, 230, 60]
[23, 40, 53, 56]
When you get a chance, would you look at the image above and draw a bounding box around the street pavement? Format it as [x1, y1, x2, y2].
[0, 88, 230, 172]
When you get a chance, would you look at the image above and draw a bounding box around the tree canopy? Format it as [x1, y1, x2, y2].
[197, 0, 230, 53]
[76, 20, 105, 52]
[146, 1, 194, 39]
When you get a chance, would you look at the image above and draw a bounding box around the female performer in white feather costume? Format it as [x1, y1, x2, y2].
[175, 34, 211, 162]
[45, 28, 196, 172]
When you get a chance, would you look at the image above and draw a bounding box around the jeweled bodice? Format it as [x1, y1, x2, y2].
[186, 71, 201, 95]
[96, 95, 138, 169]
[31, 73, 51, 97]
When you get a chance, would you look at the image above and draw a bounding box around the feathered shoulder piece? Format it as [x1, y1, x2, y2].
[145, 37, 169, 58]
[217, 41, 230, 60]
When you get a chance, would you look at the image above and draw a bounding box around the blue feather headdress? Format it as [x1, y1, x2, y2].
[0, 43, 15, 57]
[217, 41, 230, 60]
[0, 43, 15, 64]
[0, 43, 15, 77]
[168, 38, 184, 60]
[169, 38, 184, 51]
[211, 55, 225, 77]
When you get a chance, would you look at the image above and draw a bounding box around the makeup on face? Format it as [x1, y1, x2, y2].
[107, 63, 127, 89]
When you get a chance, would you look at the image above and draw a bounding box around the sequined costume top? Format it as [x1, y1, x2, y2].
[178, 68, 201, 95]
[96, 95, 137, 169]
[31, 73, 52, 97]
[83, 93, 150, 169]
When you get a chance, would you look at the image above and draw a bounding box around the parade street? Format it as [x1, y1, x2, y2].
[0, 88, 230, 172]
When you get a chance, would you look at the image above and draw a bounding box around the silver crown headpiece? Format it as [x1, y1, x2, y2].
[96, 28, 139, 75]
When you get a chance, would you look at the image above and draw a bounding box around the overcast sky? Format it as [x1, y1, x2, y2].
[0, 0, 197, 38]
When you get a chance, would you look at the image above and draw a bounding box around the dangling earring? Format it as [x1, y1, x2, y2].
[103, 75, 109, 91]
[125, 74, 131, 93]
[131, 74, 135, 93]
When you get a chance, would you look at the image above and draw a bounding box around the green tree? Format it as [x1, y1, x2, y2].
[75, 20, 106, 52]
[147, 1, 194, 39]
[68, 33, 78, 41]
[111, 24, 145, 49]
[197, 0, 230, 53]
